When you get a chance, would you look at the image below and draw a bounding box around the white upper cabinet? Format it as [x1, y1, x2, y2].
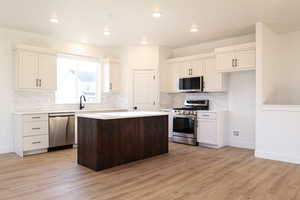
[215, 42, 256, 72]
[190, 60, 204, 77]
[235, 49, 256, 70]
[103, 58, 121, 93]
[176, 60, 204, 78]
[164, 53, 226, 93]
[204, 58, 225, 92]
[18, 51, 39, 89]
[15, 45, 57, 91]
[38, 54, 57, 90]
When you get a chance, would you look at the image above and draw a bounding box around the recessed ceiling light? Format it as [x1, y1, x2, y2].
[141, 40, 148, 45]
[141, 37, 149, 45]
[104, 30, 111, 36]
[152, 11, 161, 18]
[49, 18, 59, 23]
[103, 27, 111, 36]
[190, 25, 198, 33]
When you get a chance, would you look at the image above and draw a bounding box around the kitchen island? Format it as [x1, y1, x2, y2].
[77, 111, 169, 171]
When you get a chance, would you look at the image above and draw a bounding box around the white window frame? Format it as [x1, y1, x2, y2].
[55, 54, 102, 105]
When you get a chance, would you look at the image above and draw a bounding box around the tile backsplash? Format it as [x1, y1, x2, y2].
[160, 92, 228, 111]
[14, 91, 127, 112]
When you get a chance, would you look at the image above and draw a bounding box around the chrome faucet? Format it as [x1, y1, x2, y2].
[80, 95, 86, 110]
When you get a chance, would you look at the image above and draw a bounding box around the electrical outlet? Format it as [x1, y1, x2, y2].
[232, 130, 240, 136]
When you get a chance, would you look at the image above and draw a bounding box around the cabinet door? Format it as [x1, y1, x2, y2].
[166, 63, 178, 92]
[110, 63, 121, 93]
[103, 61, 120, 93]
[197, 120, 218, 145]
[204, 58, 224, 92]
[216, 52, 235, 72]
[177, 62, 189, 78]
[38, 54, 57, 90]
[190, 60, 204, 77]
[18, 51, 38, 89]
[236, 49, 256, 70]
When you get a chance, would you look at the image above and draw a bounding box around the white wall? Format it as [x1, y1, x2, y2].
[277, 30, 300, 104]
[173, 34, 255, 57]
[258, 23, 300, 105]
[255, 22, 300, 164]
[0, 27, 120, 153]
[228, 71, 256, 149]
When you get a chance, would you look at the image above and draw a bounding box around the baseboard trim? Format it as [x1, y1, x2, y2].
[229, 140, 254, 150]
[0, 145, 12, 154]
[255, 150, 300, 165]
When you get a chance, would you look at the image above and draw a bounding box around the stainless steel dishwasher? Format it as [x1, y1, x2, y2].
[48, 112, 75, 151]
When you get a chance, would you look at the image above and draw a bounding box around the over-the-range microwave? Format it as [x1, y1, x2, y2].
[178, 76, 204, 92]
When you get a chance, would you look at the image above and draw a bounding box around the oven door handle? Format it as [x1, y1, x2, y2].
[173, 115, 196, 119]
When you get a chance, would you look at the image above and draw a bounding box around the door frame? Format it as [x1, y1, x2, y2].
[131, 69, 159, 111]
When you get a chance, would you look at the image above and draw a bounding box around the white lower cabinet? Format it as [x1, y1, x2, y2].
[23, 135, 49, 151]
[197, 112, 226, 148]
[14, 113, 49, 157]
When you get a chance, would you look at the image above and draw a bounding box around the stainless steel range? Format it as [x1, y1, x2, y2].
[172, 100, 209, 146]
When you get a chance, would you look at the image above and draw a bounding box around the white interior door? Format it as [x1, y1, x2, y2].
[133, 70, 158, 111]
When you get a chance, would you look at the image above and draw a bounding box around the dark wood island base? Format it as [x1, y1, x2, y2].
[77, 115, 169, 171]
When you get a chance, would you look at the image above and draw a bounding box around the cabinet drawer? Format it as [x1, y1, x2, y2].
[23, 135, 49, 151]
[197, 112, 217, 120]
[23, 114, 48, 122]
[23, 121, 48, 136]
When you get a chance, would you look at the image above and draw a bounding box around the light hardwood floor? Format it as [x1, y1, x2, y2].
[1, 143, 300, 200]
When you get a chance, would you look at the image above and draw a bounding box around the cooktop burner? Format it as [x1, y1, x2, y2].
[173, 99, 209, 111]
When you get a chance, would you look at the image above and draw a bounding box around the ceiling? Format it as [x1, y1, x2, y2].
[1, 0, 300, 48]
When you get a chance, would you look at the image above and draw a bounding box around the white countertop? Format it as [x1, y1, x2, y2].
[14, 108, 128, 115]
[78, 111, 169, 120]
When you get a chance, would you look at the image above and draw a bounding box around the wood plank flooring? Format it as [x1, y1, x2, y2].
[1, 143, 300, 200]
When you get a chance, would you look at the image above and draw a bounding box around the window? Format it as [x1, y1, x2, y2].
[56, 55, 101, 104]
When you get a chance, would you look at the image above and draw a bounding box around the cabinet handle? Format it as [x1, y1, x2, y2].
[32, 128, 41, 130]
[39, 79, 42, 88]
[191, 68, 193, 75]
[109, 83, 112, 90]
[232, 59, 234, 67]
[32, 141, 41, 144]
[235, 59, 238, 67]
[32, 117, 41, 119]
[36, 79, 38, 87]
[202, 114, 210, 117]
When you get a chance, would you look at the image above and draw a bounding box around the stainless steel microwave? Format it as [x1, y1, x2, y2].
[179, 76, 204, 92]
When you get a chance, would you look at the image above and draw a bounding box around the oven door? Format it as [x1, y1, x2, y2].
[173, 115, 196, 138]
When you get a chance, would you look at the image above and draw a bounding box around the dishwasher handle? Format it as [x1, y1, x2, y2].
[49, 112, 75, 117]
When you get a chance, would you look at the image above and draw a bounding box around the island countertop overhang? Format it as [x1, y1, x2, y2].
[77, 111, 169, 120]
